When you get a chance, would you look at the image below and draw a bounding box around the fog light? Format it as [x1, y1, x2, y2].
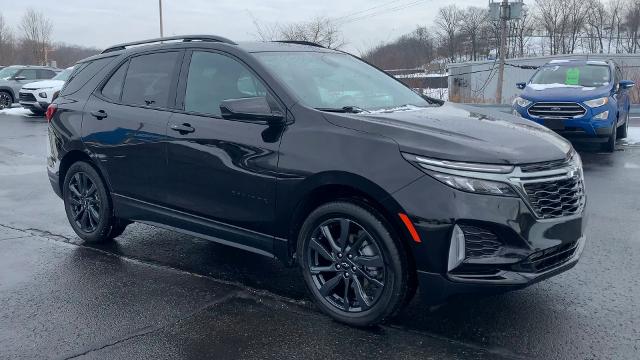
[593, 111, 609, 120]
[39, 92, 48, 98]
[448, 225, 466, 271]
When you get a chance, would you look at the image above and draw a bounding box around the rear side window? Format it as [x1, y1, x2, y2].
[121, 52, 179, 108]
[60, 57, 115, 96]
[101, 62, 128, 101]
[37, 69, 56, 79]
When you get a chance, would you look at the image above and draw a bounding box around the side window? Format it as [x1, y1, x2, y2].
[18, 69, 38, 80]
[60, 57, 115, 96]
[121, 52, 179, 108]
[183, 51, 268, 116]
[37, 69, 55, 79]
[101, 62, 128, 102]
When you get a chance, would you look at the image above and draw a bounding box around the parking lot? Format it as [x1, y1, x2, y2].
[1, 109, 639, 359]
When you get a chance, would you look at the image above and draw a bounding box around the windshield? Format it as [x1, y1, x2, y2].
[53, 67, 74, 81]
[0, 67, 20, 80]
[254, 52, 431, 112]
[530, 64, 611, 88]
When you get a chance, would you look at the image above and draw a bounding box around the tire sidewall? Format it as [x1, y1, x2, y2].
[63, 161, 113, 242]
[297, 201, 406, 326]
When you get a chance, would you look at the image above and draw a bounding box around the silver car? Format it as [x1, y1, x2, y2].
[0, 66, 59, 109]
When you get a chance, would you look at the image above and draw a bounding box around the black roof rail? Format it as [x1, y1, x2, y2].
[101, 35, 237, 54]
[273, 40, 325, 48]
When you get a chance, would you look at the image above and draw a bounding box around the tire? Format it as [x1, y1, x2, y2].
[63, 161, 128, 242]
[617, 112, 629, 139]
[0, 91, 12, 110]
[297, 201, 410, 327]
[29, 109, 45, 117]
[602, 123, 617, 153]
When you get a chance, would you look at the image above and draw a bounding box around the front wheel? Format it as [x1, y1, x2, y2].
[297, 201, 410, 326]
[63, 161, 128, 242]
[602, 122, 617, 153]
[617, 112, 629, 139]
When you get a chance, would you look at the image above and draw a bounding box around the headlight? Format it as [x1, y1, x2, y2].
[513, 96, 531, 108]
[38, 92, 48, 98]
[593, 110, 609, 120]
[428, 172, 519, 196]
[402, 153, 519, 197]
[584, 97, 608, 108]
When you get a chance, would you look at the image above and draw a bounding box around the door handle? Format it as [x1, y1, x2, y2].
[90, 110, 108, 120]
[170, 123, 195, 134]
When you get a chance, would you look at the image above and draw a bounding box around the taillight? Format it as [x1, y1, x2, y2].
[45, 104, 57, 122]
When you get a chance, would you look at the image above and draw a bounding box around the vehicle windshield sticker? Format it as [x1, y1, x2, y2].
[565, 68, 580, 85]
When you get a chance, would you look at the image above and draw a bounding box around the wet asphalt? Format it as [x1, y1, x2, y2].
[0, 110, 639, 359]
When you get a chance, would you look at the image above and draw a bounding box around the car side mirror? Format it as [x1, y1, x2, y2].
[619, 80, 635, 90]
[12, 76, 26, 81]
[516, 82, 527, 90]
[220, 97, 285, 125]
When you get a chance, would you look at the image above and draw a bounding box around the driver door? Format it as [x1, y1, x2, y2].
[165, 50, 284, 240]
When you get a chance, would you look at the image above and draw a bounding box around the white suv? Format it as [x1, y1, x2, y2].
[19, 67, 73, 116]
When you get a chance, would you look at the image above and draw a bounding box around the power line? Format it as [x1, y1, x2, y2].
[333, 0, 405, 22]
[336, 0, 431, 26]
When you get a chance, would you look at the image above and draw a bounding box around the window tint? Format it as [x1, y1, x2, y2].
[19, 69, 38, 80]
[37, 69, 55, 79]
[101, 62, 128, 101]
[60, 57, 115, 96]
[121, 52, 179, 108]
[184, 51, 267, 116]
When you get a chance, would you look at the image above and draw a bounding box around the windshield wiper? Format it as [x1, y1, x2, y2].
[315, 106, 369, 114]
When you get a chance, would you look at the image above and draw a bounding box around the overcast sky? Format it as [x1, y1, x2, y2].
[2, 0, 480, 55]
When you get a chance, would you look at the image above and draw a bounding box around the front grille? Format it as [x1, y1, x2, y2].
[514, 241, 578, 273]
[19, 92, 37, 102]
[528, 102, 586, 119]
[523, 175, 585, 219]
[460, 225, 501, 258]
[520, 158, 570, 173]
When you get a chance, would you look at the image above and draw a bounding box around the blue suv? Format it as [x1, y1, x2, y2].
[512, 60, 634, 152]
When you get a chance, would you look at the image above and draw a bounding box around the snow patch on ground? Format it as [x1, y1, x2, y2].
[0, 107, 32, 116]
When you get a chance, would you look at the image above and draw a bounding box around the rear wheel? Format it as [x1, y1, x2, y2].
[617, 112, 629, 139]
[0, 91, 12, 110]
[297, 201, 410, 326]
[63, 161, 128, 242]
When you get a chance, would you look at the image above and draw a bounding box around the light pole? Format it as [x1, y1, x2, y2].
[159, 0, 164, 38]
[495, 0, 508, 105]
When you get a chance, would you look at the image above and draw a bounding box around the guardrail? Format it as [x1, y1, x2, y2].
[465, 103, 640, 115]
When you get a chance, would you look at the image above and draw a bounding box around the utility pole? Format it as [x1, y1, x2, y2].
[159, 0, 164, 38]
[495, 0, 508, 105]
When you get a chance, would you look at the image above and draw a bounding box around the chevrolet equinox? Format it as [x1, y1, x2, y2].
[47, 35, 586, 326]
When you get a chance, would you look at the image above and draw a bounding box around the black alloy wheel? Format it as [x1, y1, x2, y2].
[0, 91, 12, 110]
[298, 201, 410, 326]
[307, 218, 386, 312]
[67, 172, 101, 233]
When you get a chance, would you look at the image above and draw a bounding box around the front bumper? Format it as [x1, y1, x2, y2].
[513, 105, 614, 142]
[19, 90, 49, 112]
[390, 173, 586, 305]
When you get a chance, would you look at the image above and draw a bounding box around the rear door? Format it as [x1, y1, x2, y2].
[165, 50, 283, 238]
[82, 50, 183, 205]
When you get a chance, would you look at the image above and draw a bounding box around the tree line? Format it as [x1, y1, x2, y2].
[363, 0, 640, 70]
[0, 9, 99, 68]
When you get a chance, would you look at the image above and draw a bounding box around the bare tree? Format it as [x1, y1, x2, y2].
[0, 12, 17, 65]
[460, 7, 487, 61]
[585, 0, 609, 53]
[435, 5, 462, 62]
[254, 16, 345, 49]
[19, 8, 53, 65]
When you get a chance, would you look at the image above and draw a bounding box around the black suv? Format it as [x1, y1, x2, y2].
[47, 36, 586, 326]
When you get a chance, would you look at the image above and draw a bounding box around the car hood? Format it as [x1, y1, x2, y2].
[521, 84, 610, 102]
[323, 102, 572, 165]
[21, 80, 64, 90]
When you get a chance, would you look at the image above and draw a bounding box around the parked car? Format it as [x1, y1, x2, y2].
[47, 36, 586, 327]
[0, 65, 59, 110]
[19, 67, 74, 116]
[512, 59, 634, 152]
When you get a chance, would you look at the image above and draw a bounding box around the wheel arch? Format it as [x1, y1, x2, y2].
[282, 172, 418, 281]
[58, 149, 113, 196]
[0, 86, 15, 102]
